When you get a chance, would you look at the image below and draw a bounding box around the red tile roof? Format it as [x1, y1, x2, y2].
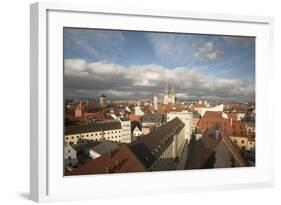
[65, 144, 146, 176]
[128, 114, 142, 122]
[227, 112, 237, 121]
[194, 103, 206, 108]
[159, 104, 190, 114]
[203, 111, 223, 118]
[198, 111, 254, 138]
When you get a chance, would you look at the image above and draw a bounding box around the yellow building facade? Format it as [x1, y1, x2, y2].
[229, 136, 255, 151]
[65, 129, 122, 145]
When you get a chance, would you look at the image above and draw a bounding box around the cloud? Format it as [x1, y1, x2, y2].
[64, 58, 255, 102]
[223, 36, 255, 47]
[193, 42, 224, 61]
[146, 33, 225, 66]
[64, 58, 87, 72]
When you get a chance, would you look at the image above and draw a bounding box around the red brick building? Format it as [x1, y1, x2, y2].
[197, 111, 253, 138]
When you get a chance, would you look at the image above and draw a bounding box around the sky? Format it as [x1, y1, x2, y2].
[64, 28, 255, 102]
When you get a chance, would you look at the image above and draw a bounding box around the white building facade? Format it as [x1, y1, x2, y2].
[119, 120, 131, 143]
[99, 94, 106, 107]
[153, 94, 159, 110]
[65, 121, 125, 144]
[167, 111, 193, 142]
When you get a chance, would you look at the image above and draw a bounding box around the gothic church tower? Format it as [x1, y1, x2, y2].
[163, 81, 176, 105]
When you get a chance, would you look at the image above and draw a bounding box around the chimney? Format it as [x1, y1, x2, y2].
[230, 118, 233, 126]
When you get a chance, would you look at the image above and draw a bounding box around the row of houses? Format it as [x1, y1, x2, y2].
[65, 116, 252, 175]
[65, 117, 187, 175]
[64, 106, 255, 174]
[64, 119, 131, 145]
[196, 111, 255, 151]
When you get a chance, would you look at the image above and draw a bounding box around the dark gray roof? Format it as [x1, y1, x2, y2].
[65, 121, 121, 135]
[185, 127, 220, 169]
[142, 113, 165, 123]
[129, 117, 185, 168]
[185, 127, 249, 169]
[245, 121, 255, 128]
[192, 111, 201, 118]
[90, 141, 119, 155]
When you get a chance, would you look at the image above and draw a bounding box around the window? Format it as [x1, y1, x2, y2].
[66, 137, 68, 140]
[71, 136, 74, 139]
[81, 135, 84, 138]
[241, 140, 244, 144]
[77, 135, 79, 138]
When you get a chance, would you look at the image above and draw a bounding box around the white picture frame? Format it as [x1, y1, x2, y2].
[30, 2, 274, 202]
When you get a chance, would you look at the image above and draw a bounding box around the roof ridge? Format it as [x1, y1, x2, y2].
[123, 144, 147, 171]
[222, 135, 249, 167]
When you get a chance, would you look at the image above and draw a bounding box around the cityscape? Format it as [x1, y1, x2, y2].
[63, 28, 255, 176]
